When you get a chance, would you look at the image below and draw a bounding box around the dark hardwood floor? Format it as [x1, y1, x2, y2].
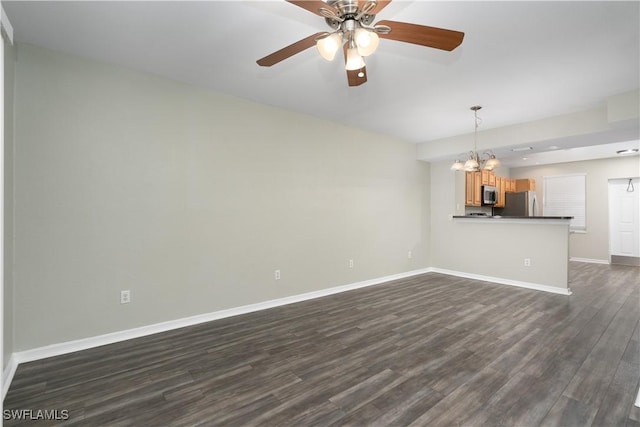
[4, 262, 640, 426]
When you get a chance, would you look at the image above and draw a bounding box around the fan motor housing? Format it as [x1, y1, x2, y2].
[325, 0, 376, 29]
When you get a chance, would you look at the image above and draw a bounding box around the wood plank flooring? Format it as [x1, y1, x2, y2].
[4, 262, 640, 426]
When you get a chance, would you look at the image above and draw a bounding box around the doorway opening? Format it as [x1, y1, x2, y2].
[608, 177, 640, 266]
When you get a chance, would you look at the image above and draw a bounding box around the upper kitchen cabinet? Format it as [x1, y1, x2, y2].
[495, 177, 506, 208]
[465, 171, 483, 206]
[481, 170, 496, 186]
[465, 171, 474, 205]
[515, 179, 536, 192]
[464, 172, 483, 206]
[465, 173, 522, 207]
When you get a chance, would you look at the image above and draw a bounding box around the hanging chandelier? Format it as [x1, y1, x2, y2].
[451, 106, 500, 171]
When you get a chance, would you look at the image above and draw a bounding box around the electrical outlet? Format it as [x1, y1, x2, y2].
[524, 258, 531, 267]
[349, 259, 354, 268]
[274, 270, 281, 280]
[408, 251, 412, 259]
[120, 290, 131, 304]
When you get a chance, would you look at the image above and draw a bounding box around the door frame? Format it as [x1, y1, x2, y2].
[608, 177, 640, 266]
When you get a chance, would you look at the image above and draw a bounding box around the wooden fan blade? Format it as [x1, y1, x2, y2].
[369, 0, 392, 14]
[376, 20, 464, 51]
[257, 32, 325, 67]
[286, 0, 338, 17]
[343, 44, 367, 86]
[346, 66, 367, 86]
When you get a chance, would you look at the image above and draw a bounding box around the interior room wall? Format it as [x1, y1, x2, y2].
[3, 39, 15, 370]
[510, 156, 640, 262]
[12, 44, 431, 352]
[430, 161, 570, 291]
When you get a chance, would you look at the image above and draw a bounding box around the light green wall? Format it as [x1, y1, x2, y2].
[3, 39, 16, 370]
[511, 156, 640, 262]
[12, 44, 430, 351]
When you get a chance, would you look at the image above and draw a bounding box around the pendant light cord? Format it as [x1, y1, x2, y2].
[473, 109, 478, 153]
[471, 105, 482, 161]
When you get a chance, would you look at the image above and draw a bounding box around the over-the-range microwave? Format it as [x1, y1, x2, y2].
[482, 185, 498, 205]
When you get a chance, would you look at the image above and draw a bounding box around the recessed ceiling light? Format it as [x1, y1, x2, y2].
[616, 148, 639, 155]
[522, 157, 528, 160]
[548, 145, 559, 150]
[512, 147, 533, 152]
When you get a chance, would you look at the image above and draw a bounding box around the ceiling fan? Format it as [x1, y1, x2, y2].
[256, 0, 465, 86]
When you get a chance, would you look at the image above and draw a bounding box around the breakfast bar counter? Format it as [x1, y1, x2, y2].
[452, 215, 573, 224]
[442, 215, 573, 295]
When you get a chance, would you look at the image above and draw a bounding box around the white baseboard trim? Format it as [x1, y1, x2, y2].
[2, 265, 574, 401]
[2, 353, 18, 399]
[430, 268, 572, 296]
[2, 267, 433, 400]
[570, 257, 610, 265]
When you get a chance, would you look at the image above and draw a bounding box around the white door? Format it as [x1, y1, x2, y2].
[609, 178, 640, 259]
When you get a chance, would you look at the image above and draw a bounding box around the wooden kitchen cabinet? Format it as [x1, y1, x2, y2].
[495, 177, 507, 207]
[473, 172, 482, 206]
[515, 179, 536, 191]
[481, 170, 496, 186]
[466, 172, 525, 207]
[465, 171, 483, 206]
[465, 172, 474, 205]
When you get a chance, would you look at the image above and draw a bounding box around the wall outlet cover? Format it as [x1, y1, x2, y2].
[120, 290, 131, 304]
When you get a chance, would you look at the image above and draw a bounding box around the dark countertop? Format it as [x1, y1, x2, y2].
[453, 215, 573, 220]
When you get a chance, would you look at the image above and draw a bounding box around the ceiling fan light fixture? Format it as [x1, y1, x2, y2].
[354, 28, 379, 56]
[257, 0, 465, 86]
[345, 45, 365, 70]
[316, 32, 342, 61]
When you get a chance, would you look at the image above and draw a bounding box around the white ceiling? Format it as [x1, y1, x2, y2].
[3, 0, 640, 167]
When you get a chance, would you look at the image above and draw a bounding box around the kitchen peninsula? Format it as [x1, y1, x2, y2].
[439, 215, 573, 295]
[453, 215, 573, 222]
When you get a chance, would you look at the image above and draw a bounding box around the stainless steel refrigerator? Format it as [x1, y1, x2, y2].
[501, 191, 538, 216]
